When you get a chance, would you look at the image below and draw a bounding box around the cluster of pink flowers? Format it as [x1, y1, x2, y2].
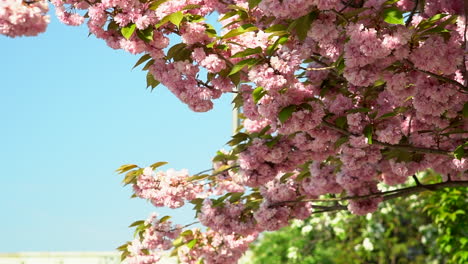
[133, 167, 202, 208]
[125, 213, 181, 264]
[4, 0, 468, 263]
[0, 0, 49, 37]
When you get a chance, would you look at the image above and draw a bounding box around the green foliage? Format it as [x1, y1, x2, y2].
[382, 7, 405, 25]
[248, 172, 468, 264]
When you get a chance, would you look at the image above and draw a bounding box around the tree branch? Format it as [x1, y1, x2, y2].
[321, 120, 453, 156]
[270, 180, 468, 214]
[405, 0, 419, 27]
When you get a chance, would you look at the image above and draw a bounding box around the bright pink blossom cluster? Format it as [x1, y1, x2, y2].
[0, 0, 49, 37]
[4, 0, 468, 263]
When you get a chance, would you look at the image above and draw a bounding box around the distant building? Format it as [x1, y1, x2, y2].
[0, 251, 177, 264]
[0, 252, 121, 264]
[0, 252, 178, 264]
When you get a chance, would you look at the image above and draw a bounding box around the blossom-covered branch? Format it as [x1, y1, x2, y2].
[4, 0, 468, 263]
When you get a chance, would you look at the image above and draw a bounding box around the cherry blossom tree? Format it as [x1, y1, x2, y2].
[2, 0, 468, 263]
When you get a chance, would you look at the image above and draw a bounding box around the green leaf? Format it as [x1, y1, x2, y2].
[427, 13, 449, 23]
[252, 86, 267, 103]
[136, 27, 154, 43]
[133, 54, 152, 69]
[121, 24, 136, 39]
[167, 43, 188, 60]
[231, 47, 262, 58]
[334, 136, 349, 149]
[229, 58, 259, 75]
[146, 72, 160, 90]
[128, 220, 144, 228]
[116, 242, 129, 251]
[376, 111, 398, 120]
[335, 116, 347, 129]
[363, 124, 374, 144]
[347, 108, 371, 114]
[291, 11, 318, 41]
[463, 102, 468, 118]
[182, 4, 201, 10]
[232, 92, 244, 108]
[122, 170, 140, 186]
[187, 174, 210, 181]
[454, 143, 467, 160]
[159, 215, 171, 223]
[107, 21, 119, 31]
[264, 24, 288, 33]
[120, 251, 130, 261]
[266, 35, 289, 56]
[168, 11, 184, 28]
[116, 164, 138, 174]
[229, 192, 244, 203]
[222, 24, 258, 39]
[278, 105, 297, 123]
[150, 161, 168, 169]
[142, 59, 154, 71]
[265, 136, 281, 148]
[180, 229, 194, 237]
[382, 7, 404, 25]
[219, 10, 240, 21]
[149, 0, 169, 10]
[227, 132, 250, 146]
[248, 0, 262, 9]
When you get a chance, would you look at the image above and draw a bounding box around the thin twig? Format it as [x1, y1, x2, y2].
[405, 0, 419, 27]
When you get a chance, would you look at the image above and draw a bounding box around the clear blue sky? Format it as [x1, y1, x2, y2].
[0, 13, 231, 252]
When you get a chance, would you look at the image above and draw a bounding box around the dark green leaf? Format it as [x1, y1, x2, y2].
[248, 0, 262, 9]
[292, 11, 318, 41]
[454, 143, 467, 160]
[229, 192, 244, 203]
[136, 27, 154, 43]
[146, 72, 160, 90]
[167, 43, 188, 60]
[278, 105, 297, 123]
[376, 111, 398, 120]
[463, 102, 468, 118]
[347, 107, 371, 114]
[142, 59, 155, 71]
[334, 136, 349, 149]
[363, 124, 374, 144]
[133, 54, 152, 69]
[335, 116, 347, 129]
[232, 93, 244, 108]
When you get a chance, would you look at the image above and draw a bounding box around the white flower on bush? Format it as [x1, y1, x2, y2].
[362, 237, 374, 251]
